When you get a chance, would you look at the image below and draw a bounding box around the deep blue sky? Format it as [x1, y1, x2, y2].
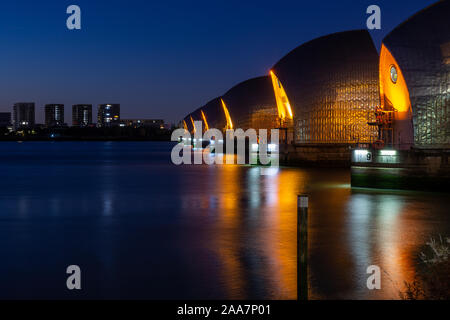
[0, 0, 435, 124]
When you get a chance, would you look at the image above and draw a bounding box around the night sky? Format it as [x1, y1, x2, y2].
[0, 0, 435, 124]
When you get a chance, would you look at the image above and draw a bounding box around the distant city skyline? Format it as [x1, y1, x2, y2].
[0, 0, 435, 124]
[2, 103, 167, 130]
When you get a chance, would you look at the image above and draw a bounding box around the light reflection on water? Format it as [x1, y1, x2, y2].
[0, 141, 448, 299]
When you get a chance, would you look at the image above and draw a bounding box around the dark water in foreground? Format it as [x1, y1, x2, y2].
[0, 141, 449, 300]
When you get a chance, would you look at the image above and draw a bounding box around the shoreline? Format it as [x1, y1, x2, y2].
[0, 137, 173, 142]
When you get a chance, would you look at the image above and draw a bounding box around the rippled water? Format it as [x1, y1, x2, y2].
[0, 141, 448, 299]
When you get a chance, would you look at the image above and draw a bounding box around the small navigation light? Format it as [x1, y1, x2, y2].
[268, 144, 277, 152]
[380, 150, 397, 156]
[355, 150, 369, 156]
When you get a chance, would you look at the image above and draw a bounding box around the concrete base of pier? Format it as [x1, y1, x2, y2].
[350, 148, 450, 192]
[280, 143, 351, 167]
[278, 143, 450, 191]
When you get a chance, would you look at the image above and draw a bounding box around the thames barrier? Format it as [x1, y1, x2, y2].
[181, 0, 450, 191]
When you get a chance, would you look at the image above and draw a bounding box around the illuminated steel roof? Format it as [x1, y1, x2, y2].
[382, 0, 450, 148]
[222, 76, 278, 131]
[271, 30, 380, 144]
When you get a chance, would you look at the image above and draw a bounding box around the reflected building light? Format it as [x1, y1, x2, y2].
[261, 167, 279, 177]
[261, 168, 279, 207]
[377, 196, 403, 223]
[102, 195, 113, 216]
[347, 194, 372, 296]
[375, 195, 413, 296]
[248, 167, 261, 209]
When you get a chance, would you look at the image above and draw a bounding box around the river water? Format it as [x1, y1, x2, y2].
[0, 141, 448, 299]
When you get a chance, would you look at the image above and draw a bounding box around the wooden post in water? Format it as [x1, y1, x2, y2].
[297, 194, 308, 300]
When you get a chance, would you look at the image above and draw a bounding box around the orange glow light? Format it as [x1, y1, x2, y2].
[379, 44, 411, 117]
[270, 71, 293, 120]
[221, 99, 233, 130]
[190, 116, 196, 133]
[201, 110, 209, 131]
[183, 120, 188, 131]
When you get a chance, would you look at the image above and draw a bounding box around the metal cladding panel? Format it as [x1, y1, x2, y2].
[272, 30, 380, 144]
[190, 108, 203, 123]
[222, 76, 278, 131]
[383, 0, 450, 148]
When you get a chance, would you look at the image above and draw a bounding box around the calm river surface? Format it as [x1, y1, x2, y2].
[0, 141, 448, 299]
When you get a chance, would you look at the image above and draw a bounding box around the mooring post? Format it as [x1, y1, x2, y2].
[297, 194, 308, 300]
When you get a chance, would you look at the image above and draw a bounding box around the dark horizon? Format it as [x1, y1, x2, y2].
[0, 0, 436, 124]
